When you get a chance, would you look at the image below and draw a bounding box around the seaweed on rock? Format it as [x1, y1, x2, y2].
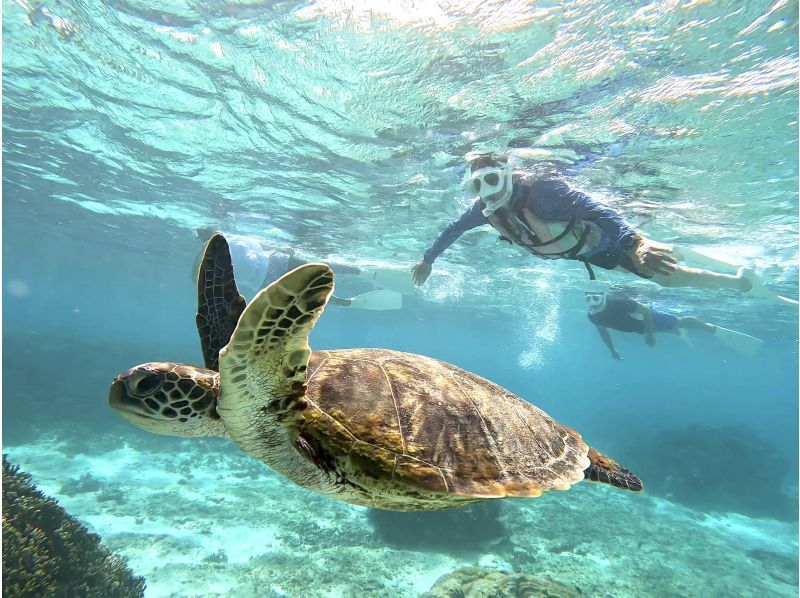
[2, 455, 146, 597]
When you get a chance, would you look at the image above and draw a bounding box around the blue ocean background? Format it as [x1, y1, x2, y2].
[3, 1, 798, 596]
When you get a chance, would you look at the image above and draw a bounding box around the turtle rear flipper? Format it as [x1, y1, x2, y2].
[584, 448, 643, 492]
[218, 263, 333, 453]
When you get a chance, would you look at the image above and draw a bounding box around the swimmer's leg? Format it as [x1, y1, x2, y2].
[672, 246, 741, 275]
[649, 265, 748, 291]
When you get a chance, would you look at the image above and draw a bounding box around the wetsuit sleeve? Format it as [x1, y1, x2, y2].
[530, 180, 640, 251]
[422, 199, 487, 263]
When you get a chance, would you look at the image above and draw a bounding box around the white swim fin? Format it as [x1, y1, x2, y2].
[359, 268, 415, 295]
[714, 326, 764, 357]
[346, 290, 403, 311]
[673, 246, 741, 274]
[737, 267, 799, 304]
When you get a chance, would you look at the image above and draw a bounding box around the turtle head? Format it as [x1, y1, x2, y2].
[109, 362, 228, 438]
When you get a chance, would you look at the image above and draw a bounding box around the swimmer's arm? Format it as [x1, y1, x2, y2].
[421, 199, 487, 264]
[594, 324, 622, 360]
[412, 200, 487, 286]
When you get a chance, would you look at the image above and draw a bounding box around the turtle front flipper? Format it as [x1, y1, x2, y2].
[196, 234, 247, 371]
[217, 263, 333, 457]
[584, 448, 643, 492]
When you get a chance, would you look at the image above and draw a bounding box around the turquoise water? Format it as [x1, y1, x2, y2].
[3, 1, 798, 596]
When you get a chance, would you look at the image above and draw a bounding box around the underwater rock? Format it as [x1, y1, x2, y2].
[422, 566, 582, 597]
[59, 472, 102, 496]
[2, 455, 146, 597]
[366, 501, 507, 553]
[623, 425, 797, 521]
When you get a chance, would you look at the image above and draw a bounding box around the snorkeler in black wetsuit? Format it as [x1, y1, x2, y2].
[585, 291, 721, 360]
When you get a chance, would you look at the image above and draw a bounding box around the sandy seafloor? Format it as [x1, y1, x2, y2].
[4, 425, 797, 598]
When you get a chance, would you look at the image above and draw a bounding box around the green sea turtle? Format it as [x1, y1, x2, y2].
[109, 234, 642, 511]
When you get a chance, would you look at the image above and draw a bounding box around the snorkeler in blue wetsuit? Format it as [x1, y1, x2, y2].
[411, 152, 773, 296]
[584, 290, 764, 359]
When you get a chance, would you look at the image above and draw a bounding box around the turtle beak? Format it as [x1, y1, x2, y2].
[108, 378, 125, 407]
[108, 378, 138, 411]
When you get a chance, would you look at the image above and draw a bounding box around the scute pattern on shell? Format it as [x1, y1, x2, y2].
[301, 348, 591, 498]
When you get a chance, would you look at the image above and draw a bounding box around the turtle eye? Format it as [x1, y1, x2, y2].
[130, 372, 163, 396]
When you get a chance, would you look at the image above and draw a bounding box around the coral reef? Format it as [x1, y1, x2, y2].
[623, 425, 797, 521]
[366, 500, 507, 553]
[2, 456, 146, 597]
[422, 566, 582, 597]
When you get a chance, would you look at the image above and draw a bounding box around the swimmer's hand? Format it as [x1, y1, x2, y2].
[628, 237, 678, 276]
[411, 259, 432, 285]
[612, 350, 623, 361]
[645, 333, 657, 347]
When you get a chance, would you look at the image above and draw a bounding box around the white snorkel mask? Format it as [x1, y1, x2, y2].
[584, 291, 608, 314]
[465, 163, 513, 217]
